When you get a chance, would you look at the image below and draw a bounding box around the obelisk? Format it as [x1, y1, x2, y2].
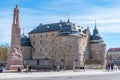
[7, 5, 23, 70]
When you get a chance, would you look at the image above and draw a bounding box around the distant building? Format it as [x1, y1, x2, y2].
[107, 48, 120, 65]
[21, 19, 106, 69]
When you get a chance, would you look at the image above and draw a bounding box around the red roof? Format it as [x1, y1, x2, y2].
[108, 48, 120, 52]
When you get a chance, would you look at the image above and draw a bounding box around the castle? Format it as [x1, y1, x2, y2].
[21, 20, 106, 69]
[7, 5, 106, 70]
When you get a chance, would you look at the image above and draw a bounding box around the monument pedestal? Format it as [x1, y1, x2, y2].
[7, 59, 23, 70]
[7, 65, 23, 70]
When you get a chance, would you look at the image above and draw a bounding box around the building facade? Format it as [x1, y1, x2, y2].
[21, 19, 106, 69]
[107, 48, 120, 66]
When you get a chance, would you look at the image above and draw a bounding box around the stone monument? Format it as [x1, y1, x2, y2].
[7, 5, 23, 70]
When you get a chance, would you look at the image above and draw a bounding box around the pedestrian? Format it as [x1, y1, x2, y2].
[114, 65, 118, 71]
[26, 64, 29, 72]
[111, 63, 114, 71]
[17, 67, 21, 72]
[0, 66, 3, 73]
[53, 65, 56, 71]
[28, 65, 32, 72]
[57, 65, 60, 72]
[105, 63, 109, 71]
[107, 63, 111, 71]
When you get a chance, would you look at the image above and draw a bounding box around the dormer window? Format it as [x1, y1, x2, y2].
[47, 26, 50, 28]
[34, 27, 37, 31]
[79, 29, 81, 32]
[59, 24, 62, 27]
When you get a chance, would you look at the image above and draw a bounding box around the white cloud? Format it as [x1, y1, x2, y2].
[1, 0, 120, 48]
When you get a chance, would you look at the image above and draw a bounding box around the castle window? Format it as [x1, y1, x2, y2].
[60, 37, 62, 40]
[40, 35, 42, 38]
[79, 29, 81, 33]
[40, 48, 42, 52]
[33, 48, 35, 52]
[33, 35, 35, 38]
[46, 34, 48, 37]
[52, 55, 54, 58]
[45, 48, 47, 52]
[69, 46, 72, 50]
[37, 59, 39, 65]
[52, 40, 54, 43]
[52, 33, 54, 36]
[52, 47, 54, 51]
[91, 56, 93, 59]
[40, 40, 42, 44]
[33, 41, 35, 45]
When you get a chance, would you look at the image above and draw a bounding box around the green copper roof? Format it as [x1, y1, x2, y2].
[90, 23, 103, 43]
[21, 33, 31, 46]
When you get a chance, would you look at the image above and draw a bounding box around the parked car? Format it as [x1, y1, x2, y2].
[0, 67, 3, 73]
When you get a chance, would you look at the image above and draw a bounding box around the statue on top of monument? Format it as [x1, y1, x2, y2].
[13, 5, 19, 25]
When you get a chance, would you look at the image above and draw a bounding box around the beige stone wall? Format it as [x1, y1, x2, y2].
[23, 27, 106, 69]
[29, 31, 59, 59]
[29, 31, 89, 69]
[58, 35, 80, 68]
[90, 43, 106, 65]
[21, 46, 32, 60]
[83, 28, 91, 61]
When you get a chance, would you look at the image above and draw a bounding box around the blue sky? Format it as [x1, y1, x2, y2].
[0, 0, 120, 50]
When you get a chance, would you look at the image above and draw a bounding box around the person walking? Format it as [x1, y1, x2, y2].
[107, 63, 111, 71]
[57, 65, 60, 72]
[28, 66, 32, 72]
[0, 66, 3, 73]
[53, 65, 56, 71]
[17, 67, 21, 72]
[111, 63, 114, 71]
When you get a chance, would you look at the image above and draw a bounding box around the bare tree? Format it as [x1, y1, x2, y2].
[0, 44, 10, 61]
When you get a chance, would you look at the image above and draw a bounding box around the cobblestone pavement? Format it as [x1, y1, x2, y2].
[3, 73, 120, 80]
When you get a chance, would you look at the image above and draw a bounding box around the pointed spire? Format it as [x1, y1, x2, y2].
[95, 21, 97, 29]
[21, 28, 25, 38]
[22, 28, 24, 35]
[93, 22, 98, 35]
[67, 11, 71, 23]
[67, 18, 70, 23]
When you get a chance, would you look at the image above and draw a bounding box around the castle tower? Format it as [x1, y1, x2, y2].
[90, 23, 106, 68]
[7, 5, 23, 70]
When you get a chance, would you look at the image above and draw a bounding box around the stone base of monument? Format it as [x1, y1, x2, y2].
[7, 65, 24, 70]
[6, 59, 24, 70]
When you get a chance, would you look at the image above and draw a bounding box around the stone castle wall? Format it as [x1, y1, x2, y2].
[90, 43, 106, 66]
[27, 30, 90, 69]
[21, 46, 32, 60]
